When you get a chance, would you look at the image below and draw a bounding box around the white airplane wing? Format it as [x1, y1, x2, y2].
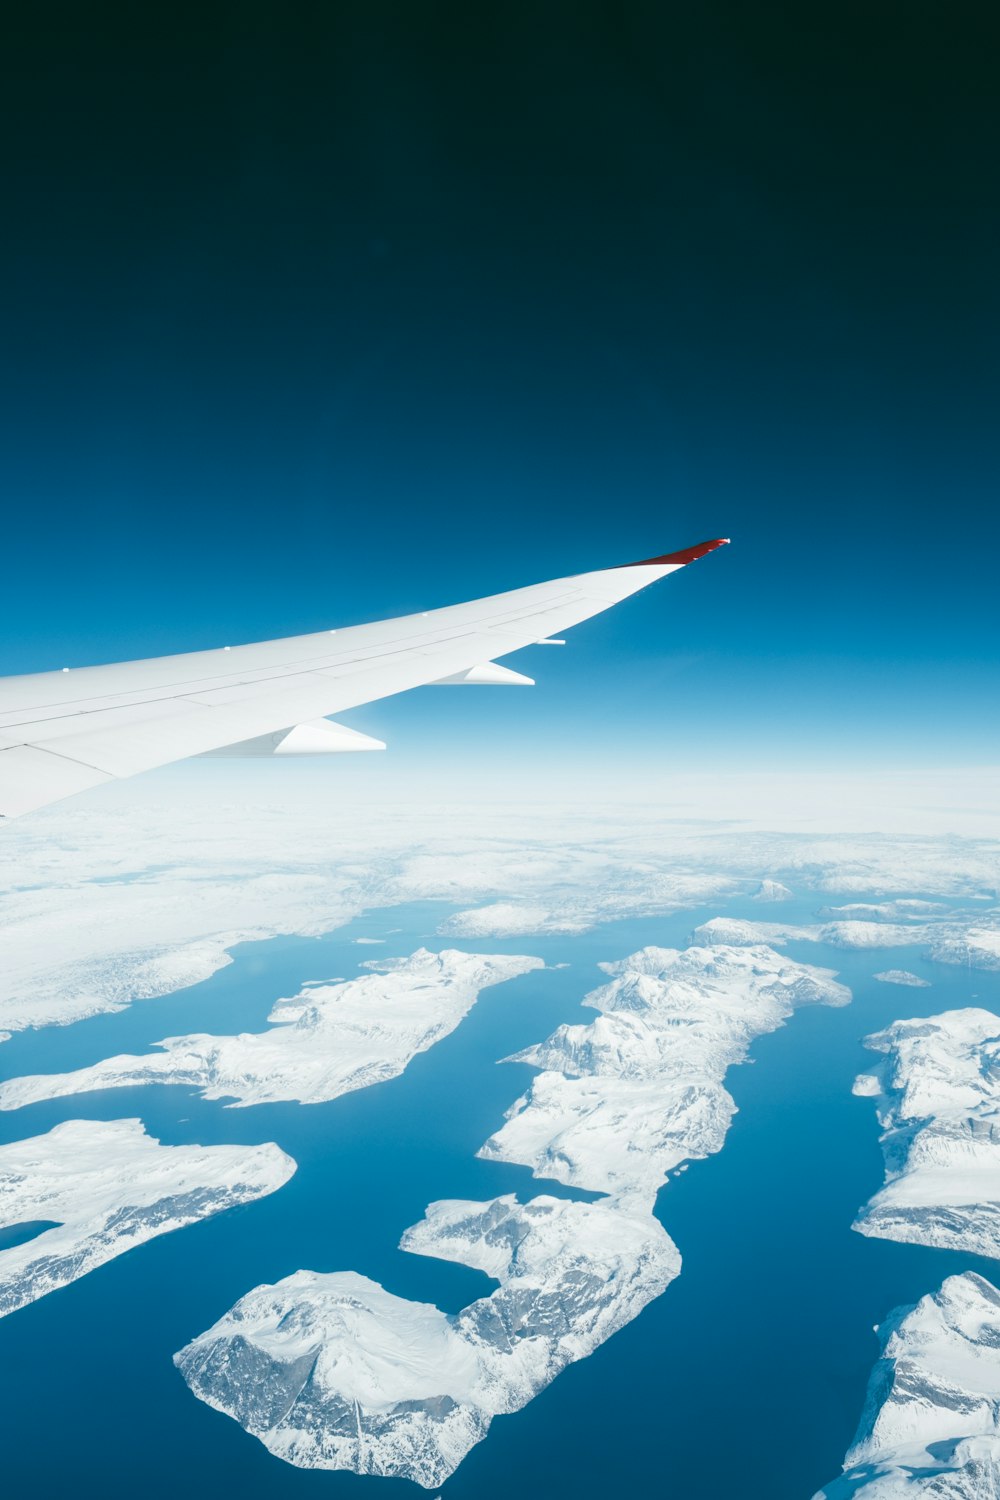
[0, 538, 728, 819]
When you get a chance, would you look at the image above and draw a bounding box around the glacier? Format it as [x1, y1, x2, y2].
[0, 1118, 294, 1316]
[853, 1008, 1000, 1257]
[814, 1273, 1000, 1498]
[0, 948, 542, 1111]
[176, 1192, 678, 1490]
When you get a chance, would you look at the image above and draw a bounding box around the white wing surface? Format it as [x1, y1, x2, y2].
[0, 538, 728, 819]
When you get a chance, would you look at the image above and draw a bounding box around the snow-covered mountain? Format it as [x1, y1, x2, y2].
[820, 1008, 1000, 1495]
[752, 879, 794, 901]
[853, 1008, 1000, 1257]
[815, 1273, 1000, 1498]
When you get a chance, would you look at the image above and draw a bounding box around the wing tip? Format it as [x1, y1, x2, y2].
[624, 537, 730, 568]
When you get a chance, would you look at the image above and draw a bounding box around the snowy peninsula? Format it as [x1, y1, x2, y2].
[0, 949, 542, 1111]
[853, 1008, 1000, 1257]
[0, 1118, 294, 1316]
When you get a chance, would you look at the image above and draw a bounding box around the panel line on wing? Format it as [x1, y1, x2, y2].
[0, 599, 582, 729]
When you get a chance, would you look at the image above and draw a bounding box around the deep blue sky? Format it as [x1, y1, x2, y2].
[2, 4, 998, 772]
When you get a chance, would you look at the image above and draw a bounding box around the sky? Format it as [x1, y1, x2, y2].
[2, 3, 998, 783]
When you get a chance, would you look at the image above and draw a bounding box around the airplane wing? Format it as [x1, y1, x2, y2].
[0, 538, 728, 819]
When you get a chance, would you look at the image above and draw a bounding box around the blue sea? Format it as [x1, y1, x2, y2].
[1, 890, 997, 1499]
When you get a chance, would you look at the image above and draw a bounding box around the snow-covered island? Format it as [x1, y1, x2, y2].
[814, 1273, 1000, 1498]
[820, 900, 947, 920]
[693, 916, 931, 951]
[853, 1008, 1000, 1258]
[177, 940, 850, 1485]
[0, 949, 542, 1111]
[873, 970, 931, 988]
[0, 1118, 294, 1317]
[479, 943, 850, 1207]
[176, 1192, 677, 1489]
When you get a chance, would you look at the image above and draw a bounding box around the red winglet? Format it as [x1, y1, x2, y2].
[624, 537, 730, 568]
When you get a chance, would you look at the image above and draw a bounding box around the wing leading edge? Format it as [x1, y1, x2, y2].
[0, 538, 728, 819]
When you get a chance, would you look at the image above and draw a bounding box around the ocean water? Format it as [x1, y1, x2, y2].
[0, 892, 997, 1500]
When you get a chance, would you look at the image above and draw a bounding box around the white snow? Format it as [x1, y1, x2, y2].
[175, 936, 851, 1486]
[0, 1118, 294, 1317]
[814, 1273, 1000, 1498]
[0, 803, 744, 1037]
[853, 1008, 1000, 1256]
[176, 1192, 678, 1489]
[438, 873, 740, 938]
[873, 970, 931, 988]
[1, 783, 997, 1039]
[823, 921, 935, 949]
[478, 943, 849, 1208]
[0, 949, 542, 1111]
